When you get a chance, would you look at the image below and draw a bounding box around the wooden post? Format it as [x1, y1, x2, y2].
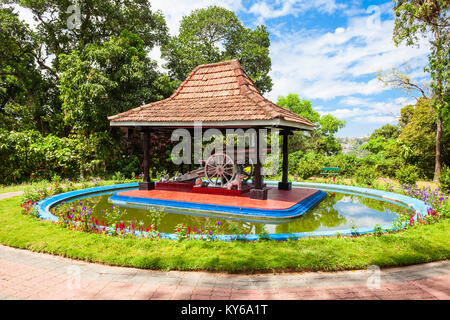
[250, 128, 268, 200]
[188, 129, 193, 172]
[254, 129, 262, 189]
[139, 129, 155, 190]
[278, 130, 292, 190]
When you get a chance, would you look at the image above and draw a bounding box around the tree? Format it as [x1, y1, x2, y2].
[277, 94, 345, 155]
[377, 65, 430, 101]
[0, 6, 62, 134]
[371, 124, 401, 140]
[59, 30, 175, 135]
[398, 98, 449, 177]
[5, 0, 168, 76]
[393, 0, 449, 181]
[161, 6, 273, 93]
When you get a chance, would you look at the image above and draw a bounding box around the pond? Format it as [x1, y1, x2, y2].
[57, 189, 412, 235]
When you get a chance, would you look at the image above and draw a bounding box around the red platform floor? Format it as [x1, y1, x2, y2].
[117, 187, 319, 210]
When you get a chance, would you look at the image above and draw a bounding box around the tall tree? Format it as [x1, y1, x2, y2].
[393, 0, 449, 181]
[398, 98, 449, 177]
[4, 0, 168, 76]
[0, 6, 61, 134]
[59, 30, 175, 136]
[161, 6, 273, 93]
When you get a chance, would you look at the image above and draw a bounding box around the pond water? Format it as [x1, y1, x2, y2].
[58, 189, 411, 235]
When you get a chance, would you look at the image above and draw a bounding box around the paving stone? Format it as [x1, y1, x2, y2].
[0, 243, 449, 300]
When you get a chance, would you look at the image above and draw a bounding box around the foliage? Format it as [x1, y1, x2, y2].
[257, 226, 270, 241]
[0, 128, 143, 183]
[437, 200, 450, 219]
[360, 98, 449, 180]
[355, 166, 378, 186]
[295, 153, 322, 179]
[12, 0, 168, 72]
[373, 224, 383, 236]
[397, 98, 441, 177]
[324, 154, 359, 177]
[439, 166, 450, 192]
[393, 0, 449, 180]
[287, 150, 304, 174]
[277, 94, 345, 156]
[0, 6, 61, 134]
[396, 165, 419, 186]
[161, 6, 272, 93]
[59, 30, 174, 135]
[0, 1, 175, 184]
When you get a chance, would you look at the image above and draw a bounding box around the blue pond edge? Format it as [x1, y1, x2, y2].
[108, 190, 327, 219]
[34, 181, 429, 241]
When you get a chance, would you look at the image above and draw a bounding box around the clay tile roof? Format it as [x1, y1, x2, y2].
[108, 60, 314, 130]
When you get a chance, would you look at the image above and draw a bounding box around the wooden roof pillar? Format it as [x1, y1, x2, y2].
[250, 128, 268, 200]
[278, 129, 293, 190]
[138, 128, 155, 190]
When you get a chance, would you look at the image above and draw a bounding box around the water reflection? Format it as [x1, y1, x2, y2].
[62, 191, 404, 235]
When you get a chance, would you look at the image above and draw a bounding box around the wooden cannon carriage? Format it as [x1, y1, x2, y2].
[173, 149, 256, 190]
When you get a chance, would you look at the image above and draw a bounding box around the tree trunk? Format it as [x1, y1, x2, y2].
[433, 115, 442, 181]
[432, 24, 444, 182]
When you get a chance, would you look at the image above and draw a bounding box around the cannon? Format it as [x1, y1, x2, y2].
[172, 152, 254, 190]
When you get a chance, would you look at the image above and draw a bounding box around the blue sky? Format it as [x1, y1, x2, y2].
[16, 0, 431, 137]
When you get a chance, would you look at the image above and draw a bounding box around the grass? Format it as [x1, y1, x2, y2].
[0, 179, 120, 194]
[0, 183, 30, 194]
[0, 196, 448, 273]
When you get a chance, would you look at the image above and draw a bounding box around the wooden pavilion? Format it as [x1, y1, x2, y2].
[108, 60, 314, 200]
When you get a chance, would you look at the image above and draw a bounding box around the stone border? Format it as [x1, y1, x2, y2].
[34, 181, 428, 241]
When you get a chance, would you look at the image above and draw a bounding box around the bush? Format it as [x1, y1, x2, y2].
[326, 154, 359, 177]
[288, 150, 304, 174]
[296, 158, 321, 179]
[439, 166, 450, 192]
[355, 165, 378, 186]
[396, 165, 419, 186]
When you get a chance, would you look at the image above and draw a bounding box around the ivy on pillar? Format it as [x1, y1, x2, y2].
[278, 129, 292, 190]
[139, 128, 155, 191]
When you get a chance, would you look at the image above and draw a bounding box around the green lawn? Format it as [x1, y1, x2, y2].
[0, 196, 448, 273]
[0, 183, 29, 194]
[0, 180, 119, 194]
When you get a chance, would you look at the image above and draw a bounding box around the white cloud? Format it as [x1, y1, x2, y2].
[265, 11, 429, 102]
[354, 115, 398, 124]
[318, 95, 415, 123]
[150, 0, 244, 35]
[9, 4, 37, 28]
[248, 0, 346, 21]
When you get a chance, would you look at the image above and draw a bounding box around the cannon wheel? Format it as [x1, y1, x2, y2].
[205, 153, 236, 187]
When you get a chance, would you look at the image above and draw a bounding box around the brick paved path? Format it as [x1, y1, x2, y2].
[0, 191, 448, 300]
[0, 191, 23, 201]
[0, 245, 448, 300]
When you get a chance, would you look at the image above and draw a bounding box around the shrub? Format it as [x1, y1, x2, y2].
[22, 181, 50, 202]
[355, 165, 378, 186]
[326, 154, 359, 177]
[437, 201, 450, 219]
[439, 166, 450, 192]
[288, 150, 304, 174]
[396, 165, 419, 186]
[296, 158, 320, 179]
